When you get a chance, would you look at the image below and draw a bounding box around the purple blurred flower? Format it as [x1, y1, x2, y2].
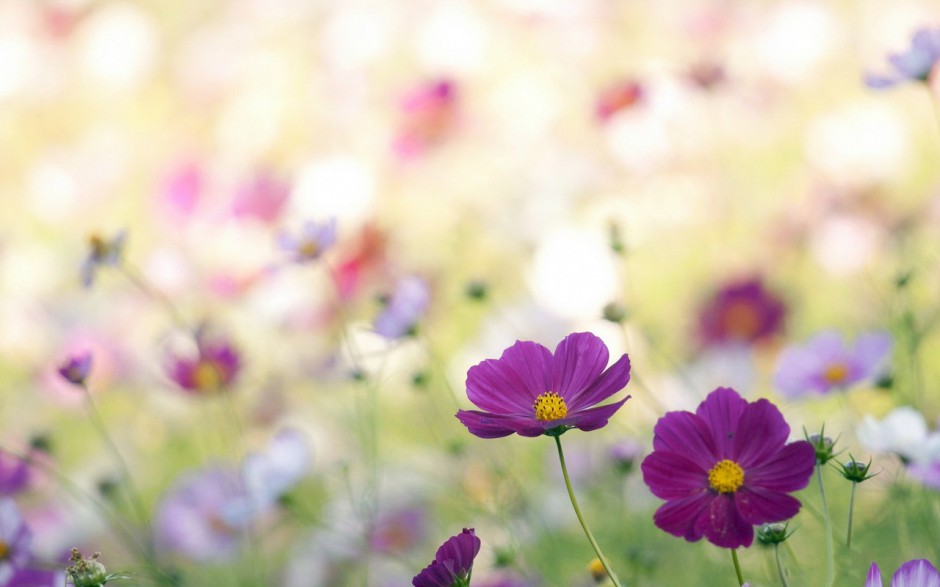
[8, 566, 63, 587]
[57, 352, 92, 386]
[393, 79, 458, 159]
[0, 452, 30, 496]
[155, 466, 250, 562]
[476, 573, 538, 587]
[278, 219, 337, 263]
[0, 498, 32, 584]
[240, 428, 310, 514]
[773, 331, 892, 398]
[455, 332, 631, 439]
[374, 276, 431, 339]
[908, 461, 940, 489]
[167, 336, 241, 395]
[698, 277, 786, 346]
[80, 231, 126, 288]
[412, 528, 481, 587]
[231, 170, 290, 223]
[866, 28, 940, 89]
[608, 439, 644, 474]
[866, 559, 940, 587]
[370, 505, 427, 555]
[641, 387, 815, 549]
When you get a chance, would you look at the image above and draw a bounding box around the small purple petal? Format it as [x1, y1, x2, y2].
[734, 486, 801, 524]
[867, 562, 883, 587]
[695, 387, 748, 458]
[694, 493, 754, 548]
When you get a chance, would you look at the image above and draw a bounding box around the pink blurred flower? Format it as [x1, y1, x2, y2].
[231, 170, 291, 223]
[596, 79, 643, 122]
[370, 505, 427, 555]
[393, 79, 459, 159]
[159, 161, 204, 220]
[166, 333, 241, 396]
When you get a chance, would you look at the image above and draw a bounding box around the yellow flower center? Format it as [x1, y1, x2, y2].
[722, 301, 761, 339]
[708, 459, 745, 494]
[0, 540, 9, 560]
[823, 363, 848, 385]
[193, 360, 222, 392]
[533, 391, 568, 422]
[299, 240, 319, 258]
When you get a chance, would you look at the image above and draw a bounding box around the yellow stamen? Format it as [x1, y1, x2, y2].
[299, 240, 319, 258]
[823, 363, 848, 385]
[192, 360, 222, 392]
[533, 391, 568, 422]
[0, 540, 9, 560]
[708, 459, 745, 494]
[722, 301, 761, 339]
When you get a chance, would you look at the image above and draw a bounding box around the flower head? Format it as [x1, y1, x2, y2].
[373, 276, 431, 339]
[57, 352, 93, 386]
[455, 332, 631, 439]
[412, 528, 481, 587]
[866, 28, 940, 89]
[596, 79, 643, 122]
[393, 79, 458, 159]
[641, 387, 815, 548]
[81, 231, 126, 288]
[866, 559, 940, 587]
[278, 219, 337, 263]
[0, 452, 30, 496]
[773, 330, 892, 398]
[697, 277, 786, 347]
[167, 335, 241, 395]
[239, 428, 310, 515]
[0, 498, 32, 584]
[231, 170, 290, 223]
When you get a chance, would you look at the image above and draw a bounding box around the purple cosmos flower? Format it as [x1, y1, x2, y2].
[0, 498, 32, 584]
[155, 466, 250, 562]
[866, 28, 940, 89]
[412, 528, 481, 587]
[57, 352, 93, 386]
[0, 452, 31, 496]
[866, 559, 940, 587]
[167, 335, 241, 395]
[373, 276, 431, 339]
[278, 219, 337, 263]
[641, 387, 815, 549]
[773, 330, 892, 398]
[455, 332, 631, 439]
[80, 231, 126, 288]
[697, 277, 786, 346]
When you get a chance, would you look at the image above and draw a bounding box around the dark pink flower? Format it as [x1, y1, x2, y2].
[412, 528, 481, 587]
[698, 277, 786, 346]
[167, 336, 241, 395]
[595, 79, 643, 122]
[455, 332, 631, 439]
[641, 387, 814, 549]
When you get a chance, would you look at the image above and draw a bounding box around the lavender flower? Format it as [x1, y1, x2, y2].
[641, 387, 815, 548]
[57, 352, 93, 386]
[240, 428, 311, 513]
[412, 528, 481, 587]
[866, 559, 940, 587]
[0, 498, 32, 584]
[866, 28, 940, 89]
[0, 452, 30, 496]
[80, 231, 126, 288]
[455, 332, 631, 438]
[278, 219, 337, 263]
[773, 330, 892, 398]
[373, 276, 431, 339]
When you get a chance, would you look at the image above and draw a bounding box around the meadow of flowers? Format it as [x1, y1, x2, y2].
[2, 1, 940, 586]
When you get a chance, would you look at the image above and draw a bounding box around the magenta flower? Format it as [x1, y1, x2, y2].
[641, 387, 815, 549]
[167, 335, 241, 395]
[455, 332, 631, 439]
[698, 277, 786, 346]
[278, 219, 337, 263]
[412, 528, 481, 587]
[866, 559, 940, 587]
[231, 170, 290, 223]
[773, 330, 893, 398]
[57, 352, 93, 386]
[866, 28, 940, 89]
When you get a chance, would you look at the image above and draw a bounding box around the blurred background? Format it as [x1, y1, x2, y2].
[2, 0, 940, 585]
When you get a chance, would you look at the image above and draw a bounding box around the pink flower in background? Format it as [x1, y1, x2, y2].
[231, 170, 291, 223]
[159, 161, 204, 220]
[596, 79, 644, 121]
[167, 334, 241, 395]
[393, 79, 459, 159]
[698, 277, 786, 347]
[334, 225, 390, 300]
[370, 505, 427, 555]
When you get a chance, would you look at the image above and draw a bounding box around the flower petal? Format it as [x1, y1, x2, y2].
[745, 441, 815, 492]
[734, 486, 801, 525]
[641, 451, 709, 499]
[693, 493, 754, 549]
[466, 341, 552, 414]
[695, 387, 747, 458]
[731, 398, 789, 467]
[551, 332, 608, 405]
[651, 411, 718, 470]
[652, 493, 712, 542]
[561, 395, 630, 432]
[866, 562, 883, 587]
[567, 354, 631, 411]
[892, 559, 940, 587]
[454, 410, 519, 439]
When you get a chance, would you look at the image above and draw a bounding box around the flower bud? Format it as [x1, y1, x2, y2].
[804, 426, 840, 465]
[837, 457, 876, 483]
[756, 522, 792, 545]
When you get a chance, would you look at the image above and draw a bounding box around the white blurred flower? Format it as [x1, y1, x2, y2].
[857, 407, 940, 464]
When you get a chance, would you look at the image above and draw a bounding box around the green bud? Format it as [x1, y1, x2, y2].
[66, 549, 108, 587]
[836, 456, 877, 483]
[804, 425, 840, 465]
[602, 302, 629, 324]
[756, 522, 793, 545]
[464, 280, 488, 301]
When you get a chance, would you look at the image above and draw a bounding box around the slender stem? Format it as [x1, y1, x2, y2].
[846, 482, 857, 549]
[774, 544, 790, 587]
[553, 435, 623, 587]
[816, 464, 835, 587]
[730, 548, 745, 586]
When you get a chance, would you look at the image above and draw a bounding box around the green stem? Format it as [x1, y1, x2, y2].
[846, 482, 857, 549]
[554, 435, 623, 587]
[731, 548, 745, 586]
[774, 544, 790, 587]
[816, 464, 835, 587]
